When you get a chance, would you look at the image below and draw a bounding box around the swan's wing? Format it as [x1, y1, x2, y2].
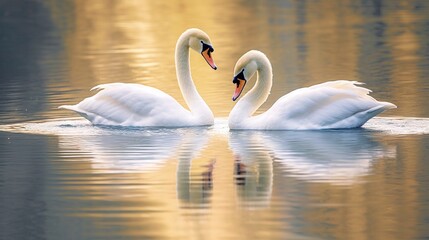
[308, 80, 371, 95]
[90, 83, 128, 92]
[59, 83, 193, 126]
[262, 80, 396, 129]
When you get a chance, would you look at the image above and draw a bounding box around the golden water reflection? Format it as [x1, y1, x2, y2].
[49, 126, 424, 239]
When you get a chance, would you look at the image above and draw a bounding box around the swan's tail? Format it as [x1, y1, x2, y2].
[352, 102, 397, 127]
[58, 104, 78, 111]
[58, 105, 89, 118]
[364, 101, 396, 119]
[328, 101, 397, 129]
[380, 101, 397, 110]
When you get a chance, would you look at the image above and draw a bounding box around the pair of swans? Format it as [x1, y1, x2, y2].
[60, 28, 396, 130]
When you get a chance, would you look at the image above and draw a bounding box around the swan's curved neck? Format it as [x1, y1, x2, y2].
[175, 35, 213, 121]
[229, 58, 273, 125]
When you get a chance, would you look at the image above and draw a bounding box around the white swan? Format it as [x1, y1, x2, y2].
[59, 28, 217, 127]
[229, 50, 397, 130]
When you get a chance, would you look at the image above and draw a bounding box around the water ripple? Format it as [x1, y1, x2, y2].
[0, 117, 428, 136]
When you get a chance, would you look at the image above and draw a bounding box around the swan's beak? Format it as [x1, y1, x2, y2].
[232, 77, 246, 101]
[201, 48, 217, 70]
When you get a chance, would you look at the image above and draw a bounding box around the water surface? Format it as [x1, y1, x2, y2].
[1, 0, 429, 239]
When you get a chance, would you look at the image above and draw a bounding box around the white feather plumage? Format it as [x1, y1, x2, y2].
[59, 29, 216, 127]
[229, 50, 396, 130]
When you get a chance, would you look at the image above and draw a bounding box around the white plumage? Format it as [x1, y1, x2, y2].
[60, 28, 217, 127]
[229, 50, 396, 130]
[60, 83, 195, 126]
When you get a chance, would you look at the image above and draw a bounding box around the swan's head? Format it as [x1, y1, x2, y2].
[184, 28, 217, 70]
[232, 51, 261, 101]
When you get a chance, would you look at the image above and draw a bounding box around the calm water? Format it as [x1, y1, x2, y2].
[1, 0, 429, 239]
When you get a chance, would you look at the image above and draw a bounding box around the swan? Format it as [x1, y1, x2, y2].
[229, 50, 397, 130]
[59, 28, 217, 127]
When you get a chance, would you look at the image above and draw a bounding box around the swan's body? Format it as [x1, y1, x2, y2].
[60, 28, 217, 127]
[229, 50, 396, 130]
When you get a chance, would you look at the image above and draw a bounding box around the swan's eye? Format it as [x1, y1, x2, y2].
[233, 69, 246, 85]
[200, 41, 217, 70]
[232, 69, 247, 101]
[201, 42, 214, 57]
[235, 69, 246, 81]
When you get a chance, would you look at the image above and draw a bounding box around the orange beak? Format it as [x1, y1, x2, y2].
[232, 78, 246, 101]
[202, 48, 217, 70]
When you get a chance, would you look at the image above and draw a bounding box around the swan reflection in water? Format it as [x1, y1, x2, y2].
[229, 131, 273, 208]
[58, 126, 214, 205]
[58, 127, 208, 173]
[57, 122, 396, 213]
[175, 130, 215, 205]
[265, 130, 395, 185]
[229, 129, 396, 193]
